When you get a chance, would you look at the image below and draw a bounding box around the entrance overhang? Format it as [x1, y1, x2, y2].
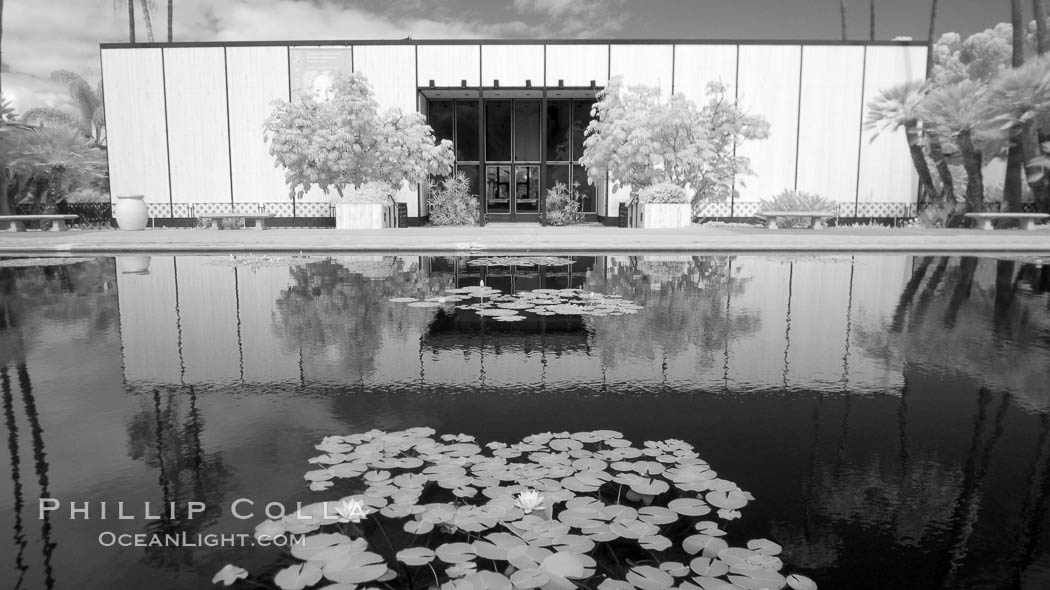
[418, 87, 598, 100]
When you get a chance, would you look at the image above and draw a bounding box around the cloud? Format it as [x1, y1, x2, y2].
[1, 0, 626, 110]
[512, 0, 627, 34]
[2, 73, 77, 115]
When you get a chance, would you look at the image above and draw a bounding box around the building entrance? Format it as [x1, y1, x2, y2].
[424, 90, 599, 223]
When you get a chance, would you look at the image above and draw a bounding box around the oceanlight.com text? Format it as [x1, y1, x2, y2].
[97, 532, 306, 548]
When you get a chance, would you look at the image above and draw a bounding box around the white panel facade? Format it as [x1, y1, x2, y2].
[101, 48, 170, 210]
[735, 45, 802, 203]
[609, 44, 674, 96]
[354, 45, 417, 112]
[163, 47, 232, 204]
[481, 45, 544, 87]
[117, 257, 181, 383]
[226, 46, 289, 204]
[176, 258, 240, 383]
[796, 46, 866, 205]
[672, 45, 737, 101]
[545, 44, 609, 87]
[417, 44, 481, 87]
[354, 45, 422, 215]
[857, 46, 927, 207]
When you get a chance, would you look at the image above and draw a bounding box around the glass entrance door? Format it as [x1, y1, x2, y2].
[484, 100, 541, 222]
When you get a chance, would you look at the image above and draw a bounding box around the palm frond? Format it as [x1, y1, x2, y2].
[21, 108, 84, 132]
[920, 80, 994, 133]
[986, 55, 1050, 124]
[49, 70, 102, 129]
[865, 80, 929, 136]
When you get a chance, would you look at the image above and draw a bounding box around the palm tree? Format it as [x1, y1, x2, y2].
[1, 0, 6, 98]
[0, 100, 41, 216]
[1004, 0, 1028, 211]
[926, 0, 939, 78]
[920, 80, 997, 212]
[1036, 0, 1049, 55]
[840, 0, 848, 41]
[13, 127, 106, 213]
[115, 0, 135, 43]
[21, 70, 105, 147]
[988, 56, 1050, 210]
[870, 0, 876, 40]
[140, 0, 155, 43]
[866, 80, 939, 202]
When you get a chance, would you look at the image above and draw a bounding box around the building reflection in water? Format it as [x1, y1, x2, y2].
[3, 254, 1050, 588]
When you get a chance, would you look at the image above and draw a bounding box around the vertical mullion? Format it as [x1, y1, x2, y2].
[540, 91, 547, 225]
[510, 99, 516, 218]
[479, 87, 486, 225]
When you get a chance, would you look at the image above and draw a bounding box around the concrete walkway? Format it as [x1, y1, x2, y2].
[1, 225, 1050, 256]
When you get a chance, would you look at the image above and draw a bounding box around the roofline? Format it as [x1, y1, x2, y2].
[99, 38, 928, 50]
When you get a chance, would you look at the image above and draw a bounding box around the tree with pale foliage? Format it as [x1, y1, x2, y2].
[580, 77, 769, 211]
[263, 73, 455, 200]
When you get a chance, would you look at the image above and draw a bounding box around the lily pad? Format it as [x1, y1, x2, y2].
[629, 478, 670, 496]
[396, 547, 436, 566]
[668, 498, 711, 517]
[786, 574, 818, 590]
[274, 564, 324, 589]
[436, 542, 477, 564]
[746, 539, 782, 556]
[509, 568, 549, 589]
[625, 565, 674, 590]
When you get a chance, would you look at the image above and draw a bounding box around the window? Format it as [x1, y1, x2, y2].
[485, 100, 512, 161]
[455, 101, 479, 161]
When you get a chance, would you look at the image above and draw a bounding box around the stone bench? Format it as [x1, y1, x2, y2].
[756, 211, 837, 230]
[0, 214, 79, 232]
[963, 212, 1049, 230]
[197, 212, 276, 230]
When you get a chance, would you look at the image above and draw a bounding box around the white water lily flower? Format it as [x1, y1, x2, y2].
[334, 498, 372, 523]
[212, 564, 248, 586]
[515, 489, 545, 513]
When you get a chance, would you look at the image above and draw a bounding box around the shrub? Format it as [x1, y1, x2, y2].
[759, 189, 839, 228]
[637, 182, 690, 204]
[428, 172, 480, 226]
[544, 182, 584, 225]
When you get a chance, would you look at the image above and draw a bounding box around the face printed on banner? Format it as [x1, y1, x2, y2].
[312, 73, 336, 103]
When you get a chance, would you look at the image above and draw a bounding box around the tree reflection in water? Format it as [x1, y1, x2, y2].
[585, 256, 761, 370]
[804, 256, 1050, 587]
[0, 260, 114, 590]
[272, 257, 444, 384]
[125, 384, 229, 571]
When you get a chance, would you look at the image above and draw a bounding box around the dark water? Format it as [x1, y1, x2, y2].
[2, 253, 1050, 590]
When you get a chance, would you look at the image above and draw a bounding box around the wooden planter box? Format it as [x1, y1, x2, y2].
[334, 202, 396, 229]
[627, 201, 692, 228]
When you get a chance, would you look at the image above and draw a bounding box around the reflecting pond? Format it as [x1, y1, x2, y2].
[1, 253, 1050, 589]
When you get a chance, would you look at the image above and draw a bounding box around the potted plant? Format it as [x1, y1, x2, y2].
[632, 182, 692, 228]
[332, 181, 397, 229]
[263, 73, 455, 229]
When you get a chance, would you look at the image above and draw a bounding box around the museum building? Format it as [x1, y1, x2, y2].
[99, 39, 927, 225]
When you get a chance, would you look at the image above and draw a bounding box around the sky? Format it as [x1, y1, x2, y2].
[0, 0, 1017, 112]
